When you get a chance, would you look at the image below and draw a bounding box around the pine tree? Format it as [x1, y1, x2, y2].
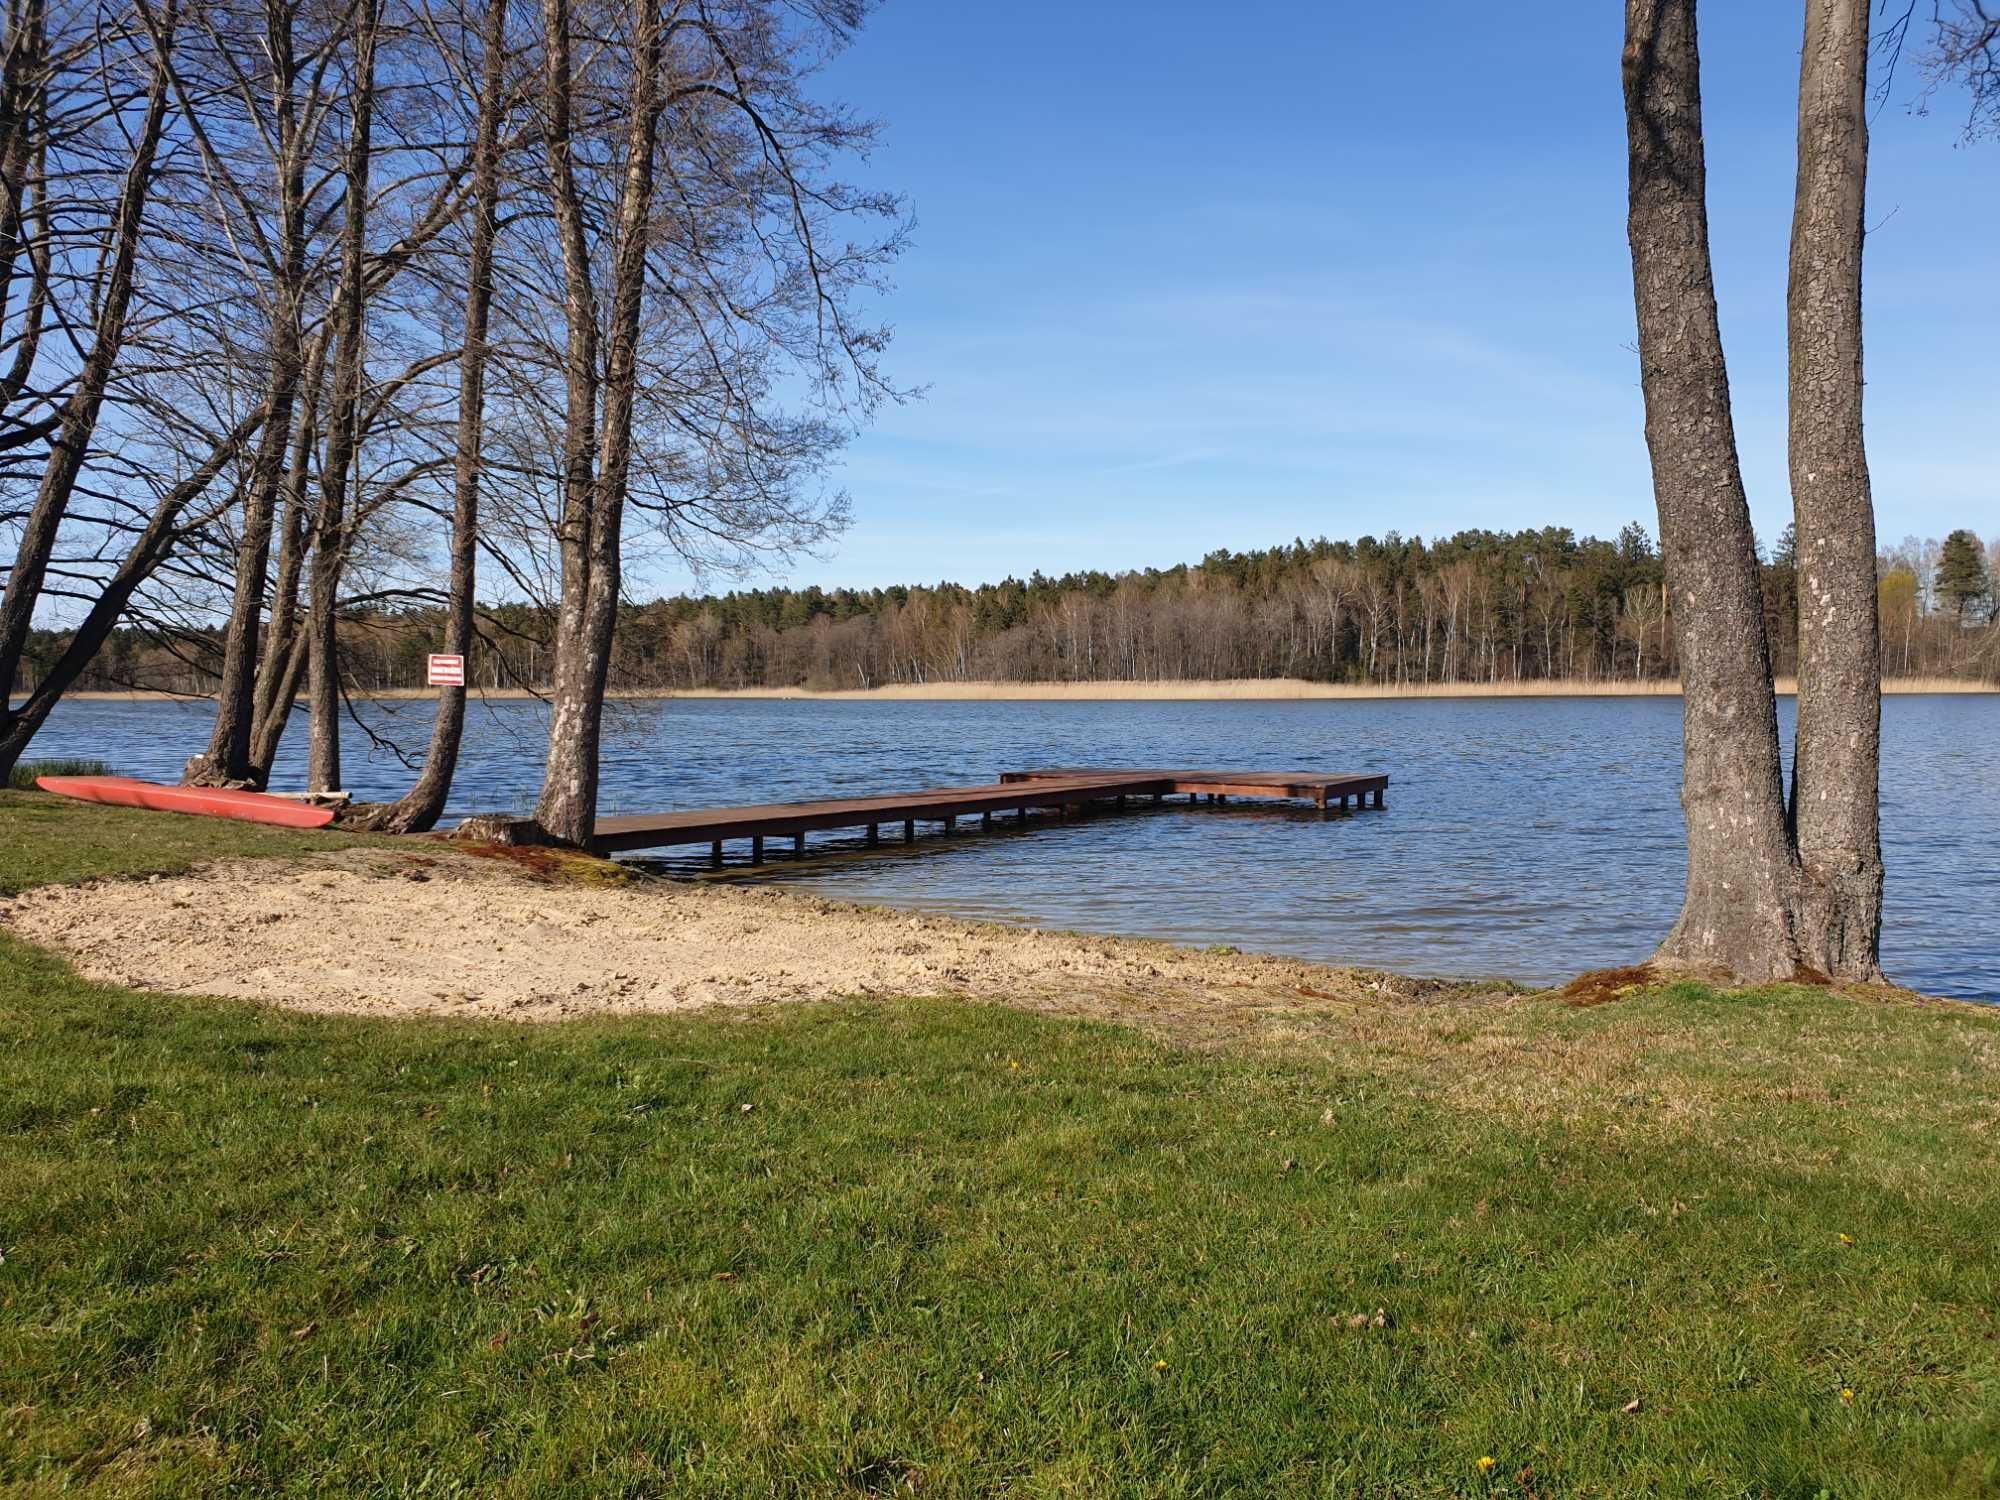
[1937, 530, 1991, 623]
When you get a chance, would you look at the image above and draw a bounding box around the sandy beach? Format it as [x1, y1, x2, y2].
[2, 843, 1484, 1029]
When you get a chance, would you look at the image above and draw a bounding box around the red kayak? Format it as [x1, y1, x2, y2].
[35, 775, 336, 830]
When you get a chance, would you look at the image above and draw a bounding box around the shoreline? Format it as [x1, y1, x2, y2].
[2, 841, 1502, 1027]
[42, 674, 1997, 704]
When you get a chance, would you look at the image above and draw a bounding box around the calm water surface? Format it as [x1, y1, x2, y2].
[21, 694, 1999, 1001]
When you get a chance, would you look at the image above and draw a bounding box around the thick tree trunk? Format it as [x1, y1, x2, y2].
[1623, 0, 1801, 981]
[1786, 0, 1883, 981]
[531, 0, 663, 846]
[531, 0, 601, 846]
[303, 503, 343, 792]
[363, 0, 506, 834]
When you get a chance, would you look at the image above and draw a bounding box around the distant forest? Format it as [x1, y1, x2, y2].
[25, 525, 2000, 696]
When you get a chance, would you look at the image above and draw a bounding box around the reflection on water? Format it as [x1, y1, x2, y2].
[20, 693, 1998, 1001]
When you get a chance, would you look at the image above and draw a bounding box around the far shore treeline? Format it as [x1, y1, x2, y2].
[20, 524, 1997, 697]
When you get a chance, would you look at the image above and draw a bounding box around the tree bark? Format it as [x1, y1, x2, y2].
[247, 326, 332, 779]
[531, 0, 663, 846]
[362, 0, 506, 834]
[1623, 0, 1802, 981]
[303, 0, 379, 794]
[189, 13, 313, 789]
[1786, 0, 1883, 981]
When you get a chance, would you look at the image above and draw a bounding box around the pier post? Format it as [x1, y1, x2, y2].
[982, 810, 992, 830]
[794, 832, 806, 857]
[711, 840, 723, 865]
[944, 815, 955, 835]
[751, 836, 764, 865]
[867, 823, 879, 846]
[903, 819, 915, 843]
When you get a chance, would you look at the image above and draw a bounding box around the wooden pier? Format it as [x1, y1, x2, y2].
[589, 766, 1387, 862]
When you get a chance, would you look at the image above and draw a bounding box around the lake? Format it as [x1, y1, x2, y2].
[19, 693, 1998, 1001]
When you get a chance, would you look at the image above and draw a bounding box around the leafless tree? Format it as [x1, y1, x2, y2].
[356, 0, 509, 831]
[1622, 0, 1889, 983]
[520, 0, 903, 845]
[1788, 0, 1883, 980]
[176, 0, 353, 786]
[0, 0, 200, 779]
[1622, 0, 1802, 982]
[1886, 1, 2000, 137]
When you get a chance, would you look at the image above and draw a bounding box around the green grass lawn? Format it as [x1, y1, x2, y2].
[0, 789, 388, 895]
[2, 792, 1997, 1496]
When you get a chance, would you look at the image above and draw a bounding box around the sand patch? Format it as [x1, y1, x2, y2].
[1, 846, 1469, 1028]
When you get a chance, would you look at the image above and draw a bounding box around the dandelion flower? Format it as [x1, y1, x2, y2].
[1477, 1455, 1497, 1473]
[1154, 1358, 1168, 1370]
[1839, 1232, 1854, 1245]
[1840, 1387, 1855, 1404]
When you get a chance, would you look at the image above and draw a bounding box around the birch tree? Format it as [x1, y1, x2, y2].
[523, 0, 902, 846]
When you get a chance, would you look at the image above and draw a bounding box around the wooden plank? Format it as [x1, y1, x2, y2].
[588, 767, 1385, 855]
[1000, 766, 1388, 802]
[590, 773, 1170, 853]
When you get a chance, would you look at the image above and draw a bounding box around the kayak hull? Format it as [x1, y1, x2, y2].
[34, 775, 337, 830]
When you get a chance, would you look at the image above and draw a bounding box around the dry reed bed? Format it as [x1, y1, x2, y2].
[61, 675, 1997, 703]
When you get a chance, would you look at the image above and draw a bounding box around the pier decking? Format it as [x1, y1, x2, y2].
[589, 767, 1387, 862]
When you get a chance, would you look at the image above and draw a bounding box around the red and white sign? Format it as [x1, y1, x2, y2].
[426, 653, 465, 687]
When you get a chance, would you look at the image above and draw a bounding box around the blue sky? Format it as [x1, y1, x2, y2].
[685, 1, 1997, 595]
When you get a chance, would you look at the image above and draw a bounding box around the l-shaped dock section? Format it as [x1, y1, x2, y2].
[590, 766, 1387, 863]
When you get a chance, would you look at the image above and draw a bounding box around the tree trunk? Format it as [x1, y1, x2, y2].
[191, 127, 311, 784]
[363, 0, 506, 834]
[303, 0, 379, 795]
[531, 0, 663, 846]
[247, 328, 333, 779]
[1623, 0, 1801, 981]
[0, 4, 176, 712]
[0, 406, 265, 781]
[1786, 0, 1883, 981]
